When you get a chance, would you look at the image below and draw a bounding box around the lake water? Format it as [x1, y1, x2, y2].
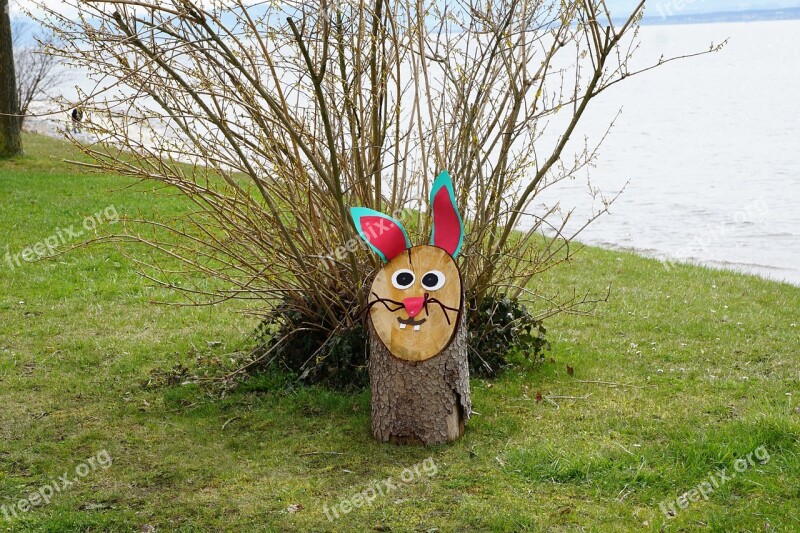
[534, 19, 800, 286]
[30, 18, 800, 286]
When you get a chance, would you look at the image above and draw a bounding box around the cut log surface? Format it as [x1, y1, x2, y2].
[368, 310, 471, 445]
[368, 245, 463, 362]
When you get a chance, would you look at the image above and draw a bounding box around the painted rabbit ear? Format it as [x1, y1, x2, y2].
[429, 170, 464, 258]
[350, 207, 412, 263]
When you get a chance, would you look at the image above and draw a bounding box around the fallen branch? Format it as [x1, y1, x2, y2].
[564, 380, 655, 389]
[298, 451, 345, 457]
[221, 416, 239, 430]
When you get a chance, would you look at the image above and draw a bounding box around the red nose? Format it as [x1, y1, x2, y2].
[403, 296, 425, 318]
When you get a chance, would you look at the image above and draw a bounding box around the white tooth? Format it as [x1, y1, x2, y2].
[413, 325, 420, 331]
[399, 323, 407, 329]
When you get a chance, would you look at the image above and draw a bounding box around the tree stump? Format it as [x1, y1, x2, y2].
[368, 310, 471, 445]
[350, 170, 471, 445]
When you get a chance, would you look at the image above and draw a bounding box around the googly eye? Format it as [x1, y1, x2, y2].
[420, 270, 446, 291]
[391, 269, 415, 289]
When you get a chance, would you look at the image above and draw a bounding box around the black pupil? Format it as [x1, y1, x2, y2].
[396, 272, 414, 286]
[422, 272, 439, 287]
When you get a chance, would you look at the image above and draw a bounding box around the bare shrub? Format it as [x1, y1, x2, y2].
[33, 0, 720, 382]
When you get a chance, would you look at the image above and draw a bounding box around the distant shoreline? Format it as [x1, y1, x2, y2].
[636, 6, 800, 27]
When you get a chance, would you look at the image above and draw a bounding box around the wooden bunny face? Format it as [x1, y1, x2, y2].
[351, 171, 465, 362]
[368, 246, 462, 361]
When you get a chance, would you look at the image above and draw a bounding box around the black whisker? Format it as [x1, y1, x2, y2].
[359, 292, 404, 319]
[360, 292, 459, 327]
[425, 296, 459, 326]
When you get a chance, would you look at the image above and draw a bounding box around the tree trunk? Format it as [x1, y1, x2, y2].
[0, 0, 22, 157]
[368, 309, 471, 445]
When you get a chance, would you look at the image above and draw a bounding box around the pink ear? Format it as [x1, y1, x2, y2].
[350, 208, 412, 263]
[429, 171, 464, 258]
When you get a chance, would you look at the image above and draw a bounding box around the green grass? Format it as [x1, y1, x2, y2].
[1, 133, 798, 532]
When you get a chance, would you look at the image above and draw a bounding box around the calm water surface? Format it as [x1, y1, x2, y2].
[535, 19, 800, 285]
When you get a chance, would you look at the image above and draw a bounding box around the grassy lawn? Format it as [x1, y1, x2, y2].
[1, 133, 798, 532]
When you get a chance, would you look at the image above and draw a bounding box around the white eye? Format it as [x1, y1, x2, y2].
[391, 269, 415, 289]
[420, 270, 446, 291]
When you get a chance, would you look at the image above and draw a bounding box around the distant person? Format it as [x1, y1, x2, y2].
[71, 107, 83, 134]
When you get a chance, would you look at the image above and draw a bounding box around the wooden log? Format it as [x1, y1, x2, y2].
[351, 171, 471, 445]
[368, 309, 471, 445]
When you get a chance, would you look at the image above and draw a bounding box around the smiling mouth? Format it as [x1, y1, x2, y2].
[397, 317, 427, 331]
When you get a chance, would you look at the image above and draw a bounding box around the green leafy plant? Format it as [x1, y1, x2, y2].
[467, 294, 550, 377]
[249, 292, 548, 390]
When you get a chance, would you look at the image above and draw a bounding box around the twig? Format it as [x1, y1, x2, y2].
[566, 380, 654, 389]
[299, 451, 345, 457]
[544, 397, 560, 409]
[611, 441, 636, 457]
[221, 416, 240, 430]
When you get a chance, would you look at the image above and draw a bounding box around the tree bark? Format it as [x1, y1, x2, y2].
[0, 0, 22, 157]
[368, 309, 471, 445]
